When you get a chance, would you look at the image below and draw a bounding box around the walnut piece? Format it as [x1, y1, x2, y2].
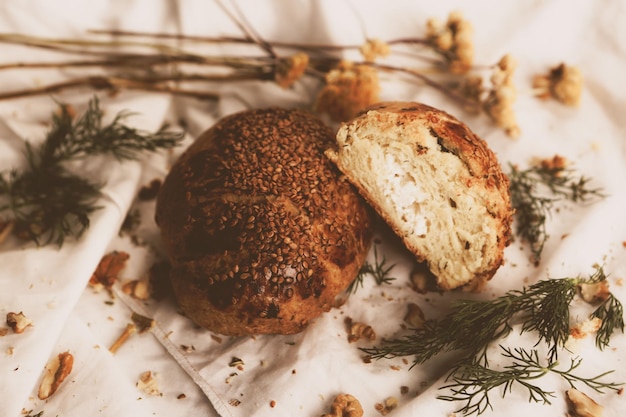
[579, 281, 611, 304]
[409, 264, 437, 294]
[566, 388, 604, 417]
[404, 303, 426, 328]
[322, 393, 364, 417]
[89, 251, 130, 292]
[6, 311, 33, 334]
[346, 318, 376, 343]
[38, 351, 74, 400]
[122, 279, 151, 300]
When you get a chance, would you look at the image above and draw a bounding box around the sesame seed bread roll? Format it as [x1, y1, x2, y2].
[155, 108, 373, 335]
[325, 102, 512, 290]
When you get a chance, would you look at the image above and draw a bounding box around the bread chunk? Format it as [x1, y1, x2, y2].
[155, 108, 373, 335]
[326, 102, 512, 290]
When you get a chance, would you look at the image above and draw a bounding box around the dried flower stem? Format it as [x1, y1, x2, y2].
[0, 10, 518, 134]
[109, 323, 137, 354]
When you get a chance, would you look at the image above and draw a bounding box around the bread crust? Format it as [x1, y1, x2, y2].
[326, 101, 512, 290]
[155, 108, 373, 335]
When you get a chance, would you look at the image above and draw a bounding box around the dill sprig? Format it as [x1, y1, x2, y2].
[508, 159, 605, 263]
[0, 97, 182, 246]
[439, 346, 621, 416]
[361, 265, 624, 415]
[586, 266, 626, 350]
[348, 245, 396, 294]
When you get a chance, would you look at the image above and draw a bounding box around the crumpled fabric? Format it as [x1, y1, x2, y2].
[1, 1, 625, 417]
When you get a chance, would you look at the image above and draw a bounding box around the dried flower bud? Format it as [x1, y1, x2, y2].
[322, 393, 364, 417]
[533, 63, 583, 107]
[137, 371, 161, 396]
[458, 75, 484, 111]
[38, 351, 74, 400]
[483, 54, 520, 137]
[566, 388, 604, 417]
[360, 38, 390, 62]
[314, 60, 380, 122]
[6, 311, 33, 334]
[426, 11, 474, 73]
[539, 154, 568, 172]
[138, 179, 162, 201]
[275, 52, 309, 88]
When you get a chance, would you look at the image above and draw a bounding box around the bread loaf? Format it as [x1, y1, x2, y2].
[155, 108, 373, 335]
[325, 102, 512, 290]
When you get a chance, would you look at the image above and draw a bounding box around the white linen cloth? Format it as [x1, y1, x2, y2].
[0, 1, 625, 416]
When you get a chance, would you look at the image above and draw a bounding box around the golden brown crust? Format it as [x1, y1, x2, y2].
[327, 101, 513, 290]
[155, 108, 373, 335]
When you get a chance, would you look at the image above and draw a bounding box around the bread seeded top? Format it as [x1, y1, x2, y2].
[156, 108, 372, 319]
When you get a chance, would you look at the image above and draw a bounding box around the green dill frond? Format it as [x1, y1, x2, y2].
[0, 96, 183, 246]
[508, 161, 605, 263]
[439, 346, 621, 416]
[348, 244, 396, 294]
[362, 265, 624, 416]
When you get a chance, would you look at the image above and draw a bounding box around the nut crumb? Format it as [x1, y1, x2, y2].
[229, 357, 244, 367]
[137, 371, 161, 396]
[566, 388, 603, 417]
[375, 396, 399, 415]
[7, 312, 33, 334]
[38, 351, 74, 400]
[122, 279, 151, 300]
[228, 399, 241, 407]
